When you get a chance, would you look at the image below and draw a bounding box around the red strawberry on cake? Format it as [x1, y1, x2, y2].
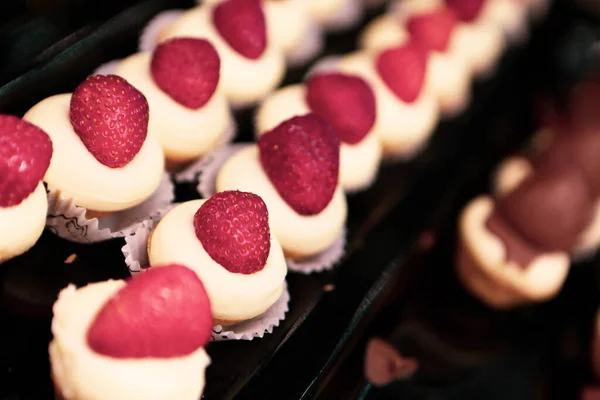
[323, 45, 439, 159]
[156, 0, 285, 107]
[114, 37, 233, 171]
[200, 0, 322, 65]
[69, 75, 149, 169]
[361, 0, 505, 80]
[407, 7, 458, 53]
[446, 0, 486, 22]
[216, 114, 348, 260]
[306, 73, 376, 146]
[259, 115, 340, 216]
[50, 264, 213, 400]
[376, 43, 428, 103]
[448, 0, 530, 44]
[255, 72, 382, 192]
[360, 4, 472, 117]
[148, 191, 287, 325]
[23, 74, 165, 221]
[0, 114, 53, 263]
[213, 0, 267, 60]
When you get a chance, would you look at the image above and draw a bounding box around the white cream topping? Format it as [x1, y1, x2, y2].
[23, 94, 165, 212]
[114, 52, 232, 163]
[149, 200, 287, 322]
[50, 281, 210, 400]
[359, 15, 408, 52]
[478, 0, 529, 40]
[300, 0, 351, 24]
[391, 0, 443, 18]
[335, 51, 439, 157]
[458, 196, 570, 307]
[264, 0, 313, 55]
[449, 22, 505, 78]
[493, 155, 534, 198]
[0, 183, 47, 263]
[216, 146, 347, 257]
[359, 15, 471, 117]
[256, 84, 382, 191]
[158, 5, 286, 107]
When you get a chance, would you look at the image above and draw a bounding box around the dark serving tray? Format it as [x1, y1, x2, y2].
[0, 1, 598, 399]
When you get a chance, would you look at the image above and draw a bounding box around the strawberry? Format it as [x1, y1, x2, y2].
[445, 0, 486, 22]
[376, 43, 428, 103]
[212, 0, 267, 60]
[194, 191, 271, 274]
[151, 38, 220, 109]
[87, 264, 213, 358]
[0, 114, 52, 208]
[69, 75, 149, 168]
[406, 8, 458, 53]
[259, 114, 340, 216]
[306, 73, 376, 145]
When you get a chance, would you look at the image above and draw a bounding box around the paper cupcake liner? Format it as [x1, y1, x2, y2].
[324, 0, 365, 32]
[286, 21, 325, 67]
[45, 173, 175, 243]
[287, 228, 346, 274]
[175, 143, 248, 190]
[93, 59, 122, 75]
[176, 143, 347, 273]
[211, 282, 290, 341]
[122, 215, 290, 341]
[139, 9, 185, 53]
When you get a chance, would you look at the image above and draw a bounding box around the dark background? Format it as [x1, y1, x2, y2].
[1, 0, 599, 399]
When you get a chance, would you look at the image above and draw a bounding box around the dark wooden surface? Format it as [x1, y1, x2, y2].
[0, 1, 599, 399]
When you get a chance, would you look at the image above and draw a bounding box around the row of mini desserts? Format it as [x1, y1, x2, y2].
[134, 0, 369, 112]
[1, 81, 321, 321]
[51, 234, 287, 400]
[253, 0, 549, 194]
[4, 5, 301, 245]
[358, 0, 549, 115]
[129, 113, 348, 276]
[91, 0, 364, 175]
[46, 116, 340, 400]
[456, 71, 600, 310]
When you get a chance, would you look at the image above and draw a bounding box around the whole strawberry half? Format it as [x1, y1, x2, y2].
[87, 264, 213, 358]
[259, 114, 340, 216]
[0, 114, 52, 208]
[407, 8, 458, 53]
[194, 191, 271, 274]
[376, 43, 428, 103]
[213, 0, 267, 60]
[306, 73, 376, 145]
[151, 38, 221, 109]
[445, 0, 485, 22]
[69, 75, 149, 168]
